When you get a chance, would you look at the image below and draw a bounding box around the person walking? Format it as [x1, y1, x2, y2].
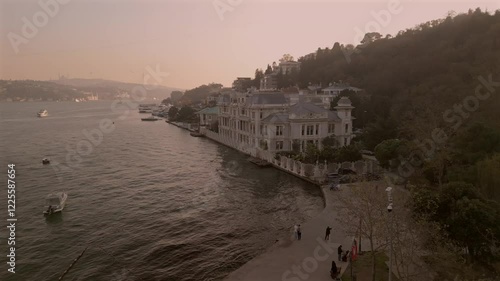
[294, 224, 299, 240]
[337, 245, 343, 261]
[297, 224, 302, 240]
[330, 260, 339, 279]
[325, 226, 332, 240]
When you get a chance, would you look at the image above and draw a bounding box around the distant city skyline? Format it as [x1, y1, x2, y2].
[1, 0, 499, 89]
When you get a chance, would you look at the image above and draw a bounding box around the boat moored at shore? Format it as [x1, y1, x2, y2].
[141, 116, 160, 121]
[138, 104, 157, 113]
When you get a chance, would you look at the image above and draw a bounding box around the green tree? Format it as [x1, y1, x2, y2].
[176, 106, 197, 122]
[412, 182, 500, 263]
[335, 144, 362, 162]
[322, 135, 339, 148]
[252, 69, 264, 88]
[360, 32, 382, 44]
[361, 117, 399, 151]
[303, 142, 321, 163]
[476, 153, 500, 203]
[374, 139, 406, 169]
[167, 106, 179, 120]
[265, 64, 273, 75]
[279, 53, 294, 62]
[161, 97, 171, 105]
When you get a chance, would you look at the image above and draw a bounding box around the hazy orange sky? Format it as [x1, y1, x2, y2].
[1, 0, 499, 89]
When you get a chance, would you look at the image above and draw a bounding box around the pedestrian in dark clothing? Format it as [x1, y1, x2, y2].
[337, 245, 343, 261]
[297, 225, 302, 240]
[325, 226, 332, 240]
[330, 260, 338, 278]
[342, 250, 350, 262]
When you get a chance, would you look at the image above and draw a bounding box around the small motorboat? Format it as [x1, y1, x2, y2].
[42, 158, 50, 165]
[37, 109, 48, 117]
[247, 157, 271, 167]
[43, 192, 68, 215]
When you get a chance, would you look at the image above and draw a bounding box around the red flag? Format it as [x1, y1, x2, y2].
[351, 244, 358, 261]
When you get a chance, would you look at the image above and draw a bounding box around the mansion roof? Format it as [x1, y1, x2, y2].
[196, 106, 219, 115]
[245, 93, 287, 105]
[261, 102, 341, 124]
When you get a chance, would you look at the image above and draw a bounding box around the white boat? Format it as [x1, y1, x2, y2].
[37, 109, 48, 117]
[43, 192, 68, 215]
[138, 103, 157, 113]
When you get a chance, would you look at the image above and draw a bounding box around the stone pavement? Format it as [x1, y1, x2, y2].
[224, 184, 358, 281]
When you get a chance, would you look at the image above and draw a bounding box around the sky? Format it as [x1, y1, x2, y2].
[1, 0, 499, 89]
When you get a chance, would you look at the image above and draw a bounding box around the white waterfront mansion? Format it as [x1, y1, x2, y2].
[216, 91, 354, 153]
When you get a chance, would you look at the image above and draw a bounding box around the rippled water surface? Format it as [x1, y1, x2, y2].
[0, 101, 323, 281]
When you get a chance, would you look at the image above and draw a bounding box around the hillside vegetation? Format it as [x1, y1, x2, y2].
[265, 9, 500, 276]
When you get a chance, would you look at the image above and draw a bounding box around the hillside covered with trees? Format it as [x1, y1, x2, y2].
[249, 9, 500, 278]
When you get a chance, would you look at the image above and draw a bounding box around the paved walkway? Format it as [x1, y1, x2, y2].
[224, 184, 358, 281]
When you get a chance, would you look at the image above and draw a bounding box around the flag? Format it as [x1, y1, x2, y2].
[351, 241, 358, 261]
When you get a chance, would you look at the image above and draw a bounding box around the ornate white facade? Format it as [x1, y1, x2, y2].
[216, 91, 354, 153]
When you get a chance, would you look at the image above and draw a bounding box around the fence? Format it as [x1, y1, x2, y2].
[200, 128, 382, 184]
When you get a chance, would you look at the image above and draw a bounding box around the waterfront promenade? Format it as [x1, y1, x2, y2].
[223, 182, 376, 281]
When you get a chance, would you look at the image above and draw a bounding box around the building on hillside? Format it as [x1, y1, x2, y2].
[278, 61, 300, 74]
[260, 74, 277, 91]
[196, 106, 219, 129]
[216, 91, 354, 153]
[304, 82, 362, 108]
[205, 93, 220, 106]
[232, 77, 252, 92]
[321, 82, 362, 97]
[260, 97, 354, 152]
[260, 60, 301, 91]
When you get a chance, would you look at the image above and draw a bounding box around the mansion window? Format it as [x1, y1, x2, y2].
[252, 111, 255, 119]
[306, 125, 314, 136]
[276, 126, 283, 136]
[345, 124, 349, 134]
[241, 109, 246, 115]
[328, 124, 335, 134]
[315, 124, 319, 135]
[276, 141, 284, 151]
[260, 125, 267, 135]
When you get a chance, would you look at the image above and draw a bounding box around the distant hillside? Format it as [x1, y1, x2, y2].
[52, 78, 183, 100]
[271, 9, 500, 138]
[178, 83, 223, 104]
[0, 80, 86, 101]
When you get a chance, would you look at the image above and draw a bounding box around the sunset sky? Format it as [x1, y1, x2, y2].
[1, 0, 499, 89]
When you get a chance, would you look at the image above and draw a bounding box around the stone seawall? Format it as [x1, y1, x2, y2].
[200, 128, 382, 185]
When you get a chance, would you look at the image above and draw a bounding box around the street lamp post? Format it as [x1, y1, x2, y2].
[386, 186, 393, 281]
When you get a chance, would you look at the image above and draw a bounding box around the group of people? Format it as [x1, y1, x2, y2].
[290, 225, 351, 279]
[337, 245, 351, 262]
